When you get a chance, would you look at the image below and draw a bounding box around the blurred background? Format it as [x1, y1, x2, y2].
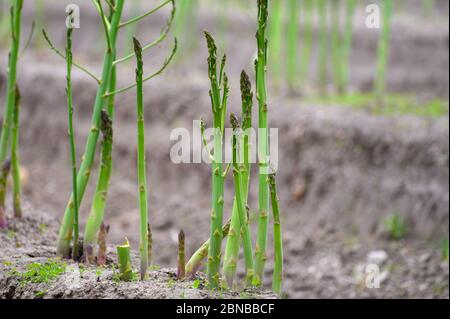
[0, 0, 448, 298]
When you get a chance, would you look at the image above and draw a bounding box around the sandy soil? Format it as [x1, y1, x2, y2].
[0, 1, 448, 299]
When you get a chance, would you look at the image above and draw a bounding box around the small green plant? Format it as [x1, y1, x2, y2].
[383, 213, 407, 240]
[19, 260, 66, 285]
[192, 278, 202, 289]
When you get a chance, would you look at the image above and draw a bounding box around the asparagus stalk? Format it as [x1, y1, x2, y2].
[204, 31, 228, 289]
[186, 219, 231, 278]
[97, 222, 109, 266]
[222, 71, 254, 288]
[11, 84, 21, 218]
[268, 174, 283, 296]
[299, 0, 313, 84]
[117, 238, 133, 281]
[56, 0, 125, 258]
[230, 113, 254, 287]
[83, 107, 114, 262]
[374, 0, 393, 106]
[0, 160, 10, 228]
[0, 0, 23, 220]
[133, 38, 149, 281]
[287, 0, 299, 90]
[317, 0, 328, 95]
[64, 23, 80, 260]
[254, 0, 270, 287]
[339, 0, 357, 93]
[177, 230, 186, 279]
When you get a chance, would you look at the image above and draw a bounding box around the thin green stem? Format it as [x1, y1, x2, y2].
[134, 38, 149, 280]
[56, 0, 125, 258]
[11, 85, 21, 219]
[114, 0, 175, 66]
[230, 113, 254, 287]
[186, 220, 231, 277]
[268, 0, 282, 88]
[65, 25, 80, 260]
[0, 0, 23, 219]
[268, 174, 283, 296]
[222, 71, 253, 288]
[119, 0, 172, 29]
[254, 0, 269, 287]
[204, 31, 226, 289]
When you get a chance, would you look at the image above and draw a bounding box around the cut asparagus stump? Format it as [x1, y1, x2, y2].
[117, 238, 133, 282]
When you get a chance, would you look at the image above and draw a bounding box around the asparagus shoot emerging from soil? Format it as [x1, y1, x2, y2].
[186, 219, 231, 278]
[11, 84, 22, 218]
[0, 160, 10, 228]
[134, 37, 149, 280]
[177, 230, 186, 279]
[254, 0, 270, 286]
[65, 23, 80, 261]
[230, 113, 254, 286]
[56, 0, 125, 258]
[204, 31, 228, 289]
[222, 71, 254, 288]
[375, 0, 393, 106]
[0, 0, 23, 220]
[117, 238, 133, 281]
[268, 174, 284, 296]
[97, 222, 109, 266]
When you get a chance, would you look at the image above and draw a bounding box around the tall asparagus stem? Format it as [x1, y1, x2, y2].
[254, 0, 270, 287]
[268, 174, 283, 296]
[374, 0, 393, 106]
[56, 0, 125, 258]
[317, 0, 328, 94]
[64, 24, 80, 260]
[299, 0, 313, 84]
[339, 0, 357, 93]
[134, 38, 149, 281]
[147, 223, 152, 266]
[204, 31, 228, 289]
[0, 0, 23, 223]
[287, 0, 299, 90]
[10, 84, 21, 218]
[83, 91, 115, 262]
[186, 219, 230, 277]
[230, 113, 254, 286]
[222, 71, 254, 288]
[177, 230, 186, 279]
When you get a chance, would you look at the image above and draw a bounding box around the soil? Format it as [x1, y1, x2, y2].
[0, 1, 449, 299]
